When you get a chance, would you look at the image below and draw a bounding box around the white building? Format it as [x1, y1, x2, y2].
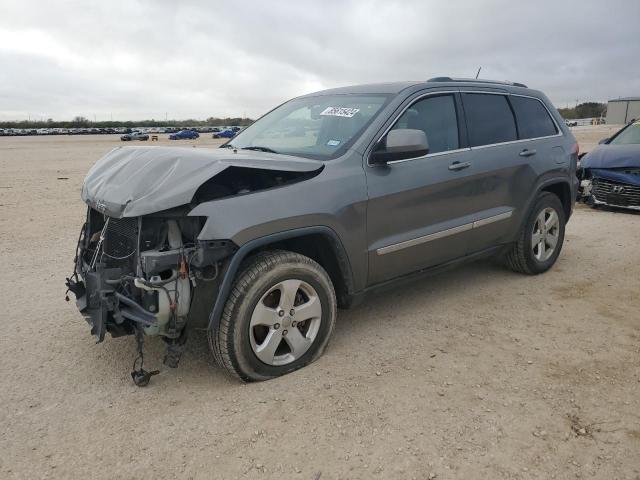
[606, 97, 640, 125]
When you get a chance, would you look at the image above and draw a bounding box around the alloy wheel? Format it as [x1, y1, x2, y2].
[531, 207, 560, 262]
[249, 279, 322, 366]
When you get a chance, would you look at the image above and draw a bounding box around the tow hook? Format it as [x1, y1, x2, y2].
[130, 326, 159, 387]
[131, 368, 159, 387]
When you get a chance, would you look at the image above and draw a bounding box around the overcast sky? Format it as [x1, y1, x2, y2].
[1, 0, 639, 121]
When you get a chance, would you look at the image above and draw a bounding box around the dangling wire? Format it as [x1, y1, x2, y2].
[90, 217, 110, 270]
[65, 222, 87, 302]
[130, 325, 159, 387]
[133, 325, 145, 372]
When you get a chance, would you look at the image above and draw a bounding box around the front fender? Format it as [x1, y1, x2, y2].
[188, 159, 369, 291]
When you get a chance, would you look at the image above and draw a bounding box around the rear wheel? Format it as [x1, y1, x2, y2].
[209, 250, 336, 382]
[504, 192, 566, 274]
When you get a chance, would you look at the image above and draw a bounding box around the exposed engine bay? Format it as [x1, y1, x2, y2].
[65, 207, 235, 384]
[66, 145, 323, 385]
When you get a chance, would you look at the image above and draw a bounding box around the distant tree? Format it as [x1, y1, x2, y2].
[575, 102, 606, 119]
[0, 116, 255, 129]
[558, 102, 606, 119]
[557, 107, 576, 119]
[72, 116, 90, 126]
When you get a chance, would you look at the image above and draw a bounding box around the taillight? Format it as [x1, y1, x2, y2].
[571, 143, 579, 156]
[572, 143, 581, 170]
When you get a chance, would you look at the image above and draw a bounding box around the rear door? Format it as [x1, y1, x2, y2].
[365, 91, 479, 285]
[460, 91, 562, 253]
[457, 92, 525, 253]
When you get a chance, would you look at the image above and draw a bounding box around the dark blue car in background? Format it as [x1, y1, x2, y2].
[212, 129, 236, 139]
[169, 129, 199, 140]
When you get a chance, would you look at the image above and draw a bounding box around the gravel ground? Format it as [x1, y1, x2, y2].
[1, 129, 638, 480]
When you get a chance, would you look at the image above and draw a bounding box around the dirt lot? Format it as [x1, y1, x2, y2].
[1, 127, 638, 480]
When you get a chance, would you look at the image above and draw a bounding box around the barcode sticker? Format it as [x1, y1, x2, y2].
[320, 107, 360, 118]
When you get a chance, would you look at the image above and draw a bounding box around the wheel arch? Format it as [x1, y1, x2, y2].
[208, 226, 355, 331]
[540, 180, 572, 220]
[518, 177, 573, 231]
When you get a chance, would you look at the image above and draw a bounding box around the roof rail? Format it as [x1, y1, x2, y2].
[427, 77, 528, 88]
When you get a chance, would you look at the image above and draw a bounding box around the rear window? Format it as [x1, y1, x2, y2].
[462, 93, 517, 147]
[510, 96, 558, 139]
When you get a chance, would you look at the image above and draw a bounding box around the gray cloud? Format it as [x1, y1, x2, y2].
[1, 0, 638, 121]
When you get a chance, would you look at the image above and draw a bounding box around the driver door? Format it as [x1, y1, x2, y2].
[365, 92, 479, 285]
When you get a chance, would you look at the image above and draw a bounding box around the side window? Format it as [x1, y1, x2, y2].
[510, 96, 558, 139]
[462, 93, 517, 147]
[391, 94, 459, 154]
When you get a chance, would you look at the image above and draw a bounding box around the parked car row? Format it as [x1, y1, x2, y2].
[120, 130, 204, 141]
[0, 125, 246, 137]
[120, 127, 244, 141]
[0, 127, 128, 136]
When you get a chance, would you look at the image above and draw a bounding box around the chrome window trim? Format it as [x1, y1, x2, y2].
[386, 147, 472, 165]
[468, 133, 563, 150]
[376, 210, 513, 255]
[367, 89, 564, 167]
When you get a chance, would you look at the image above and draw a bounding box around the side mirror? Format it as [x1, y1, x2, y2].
[370, 129, 429, 165]
[598, 138, 609, 145]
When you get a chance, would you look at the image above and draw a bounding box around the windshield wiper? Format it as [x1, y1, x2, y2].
[219, 143, 234, 149]
[241, 146, 279, 154]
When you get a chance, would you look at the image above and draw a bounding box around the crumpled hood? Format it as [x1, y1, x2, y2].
[81, 146, 322, 217]
[581, 144, 640, 169]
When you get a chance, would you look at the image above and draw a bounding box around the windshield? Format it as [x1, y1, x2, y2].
[225, 94, 391, 160]
[610, 121, 640, 145]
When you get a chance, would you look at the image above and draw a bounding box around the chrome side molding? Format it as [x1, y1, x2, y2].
[377, 210, 513, 255]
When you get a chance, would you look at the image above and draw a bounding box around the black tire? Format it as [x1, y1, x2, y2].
[209, 250, 337, 382]
[504, 192, 566, 275]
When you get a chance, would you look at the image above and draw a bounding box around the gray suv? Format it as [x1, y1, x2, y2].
[67, 77, 578, 385]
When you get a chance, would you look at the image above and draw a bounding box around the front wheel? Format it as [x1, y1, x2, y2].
[504, 192, 566, 275]
[209, 250, 337, 382]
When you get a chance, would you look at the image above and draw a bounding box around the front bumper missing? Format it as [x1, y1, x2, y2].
[66, 209, 236, 385]
[70, 265, 157, 342]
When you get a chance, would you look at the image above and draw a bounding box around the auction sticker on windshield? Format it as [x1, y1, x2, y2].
[320, 107, 360, 118]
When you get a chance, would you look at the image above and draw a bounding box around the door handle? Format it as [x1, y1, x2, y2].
[448, 161, 471, 171]
[519, 148, 537, 157]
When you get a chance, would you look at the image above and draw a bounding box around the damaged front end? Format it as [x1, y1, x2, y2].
[578, 128, 640, 211]
[579, 168, 640, 211]
[578, 147, 640, 211]
[66, 206, 235, 382]
[66, 145, 323, 384]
